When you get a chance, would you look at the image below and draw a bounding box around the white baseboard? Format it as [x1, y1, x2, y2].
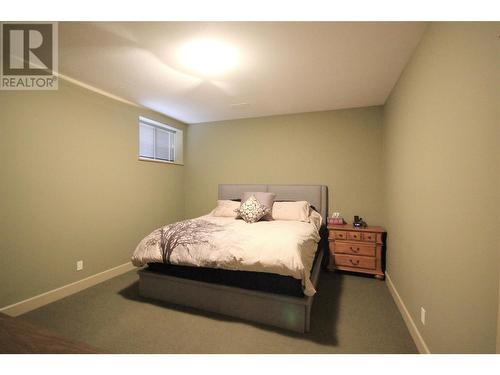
[0, 262, 136, 317]
[385, 271, 431, 354]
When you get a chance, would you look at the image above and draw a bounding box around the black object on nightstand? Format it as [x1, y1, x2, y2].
[353, 215, 367, 228]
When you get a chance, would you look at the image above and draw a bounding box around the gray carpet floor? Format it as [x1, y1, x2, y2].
[21, 270, 417, 353]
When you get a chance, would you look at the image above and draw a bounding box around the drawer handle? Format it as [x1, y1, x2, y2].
[349, 259, 360, 265]
[350, 246, 360, 253]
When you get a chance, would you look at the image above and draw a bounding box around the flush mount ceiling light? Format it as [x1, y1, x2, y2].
[178, 38, 238, 77]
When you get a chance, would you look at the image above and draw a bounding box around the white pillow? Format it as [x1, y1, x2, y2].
[309, 209, 323, 230]
[271, 201, 310, 222]
[212, 200, 240, 217]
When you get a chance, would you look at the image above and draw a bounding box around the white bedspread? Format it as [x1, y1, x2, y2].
[131, 212, 322, 296]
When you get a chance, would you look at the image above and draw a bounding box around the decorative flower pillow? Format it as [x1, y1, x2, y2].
[235, 195, 271, 223]
[241, 192, 276, 220]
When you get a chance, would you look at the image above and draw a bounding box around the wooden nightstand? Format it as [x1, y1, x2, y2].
[327, 224, 386, 280]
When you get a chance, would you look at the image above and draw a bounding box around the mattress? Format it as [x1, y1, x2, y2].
[145, 248, 322, 298]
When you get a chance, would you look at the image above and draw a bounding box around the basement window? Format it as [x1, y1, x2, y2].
[138, 117, 183, 164]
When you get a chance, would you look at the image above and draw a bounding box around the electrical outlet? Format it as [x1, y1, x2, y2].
[76, 260, 83, 271]
[420, 307, 426, 325]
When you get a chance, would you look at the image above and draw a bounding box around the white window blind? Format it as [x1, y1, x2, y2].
[139, 117, 181, 163]
[139, 123, 155, 159]
[155, 127, 174, 161]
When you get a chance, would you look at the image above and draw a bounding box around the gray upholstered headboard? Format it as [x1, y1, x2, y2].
[218, 184, 328, 222]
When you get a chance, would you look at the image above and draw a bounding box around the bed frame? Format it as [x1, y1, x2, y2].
[138, 184, 328, 333]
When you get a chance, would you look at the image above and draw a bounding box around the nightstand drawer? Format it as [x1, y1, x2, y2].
[335, 254, 376, 270]
[347, 231, 361, 241]
[334, 241, 376, 257]
[362, 232, 376, 242]
[332, 231, 347, 240]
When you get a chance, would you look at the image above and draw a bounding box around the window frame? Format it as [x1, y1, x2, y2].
[138, 116, 182, 165]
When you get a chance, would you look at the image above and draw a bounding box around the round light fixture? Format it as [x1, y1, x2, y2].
[178, 38, 238, 77]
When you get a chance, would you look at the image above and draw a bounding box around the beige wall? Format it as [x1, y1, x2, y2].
[0, 79, 186, 307]
[383, 22, 499, 353]
[184, 107, 385, 224]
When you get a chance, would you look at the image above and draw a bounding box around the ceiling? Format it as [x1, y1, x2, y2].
[59, 22, 427, 124]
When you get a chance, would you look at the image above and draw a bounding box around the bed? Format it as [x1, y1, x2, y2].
[135, 184, 328, 333]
